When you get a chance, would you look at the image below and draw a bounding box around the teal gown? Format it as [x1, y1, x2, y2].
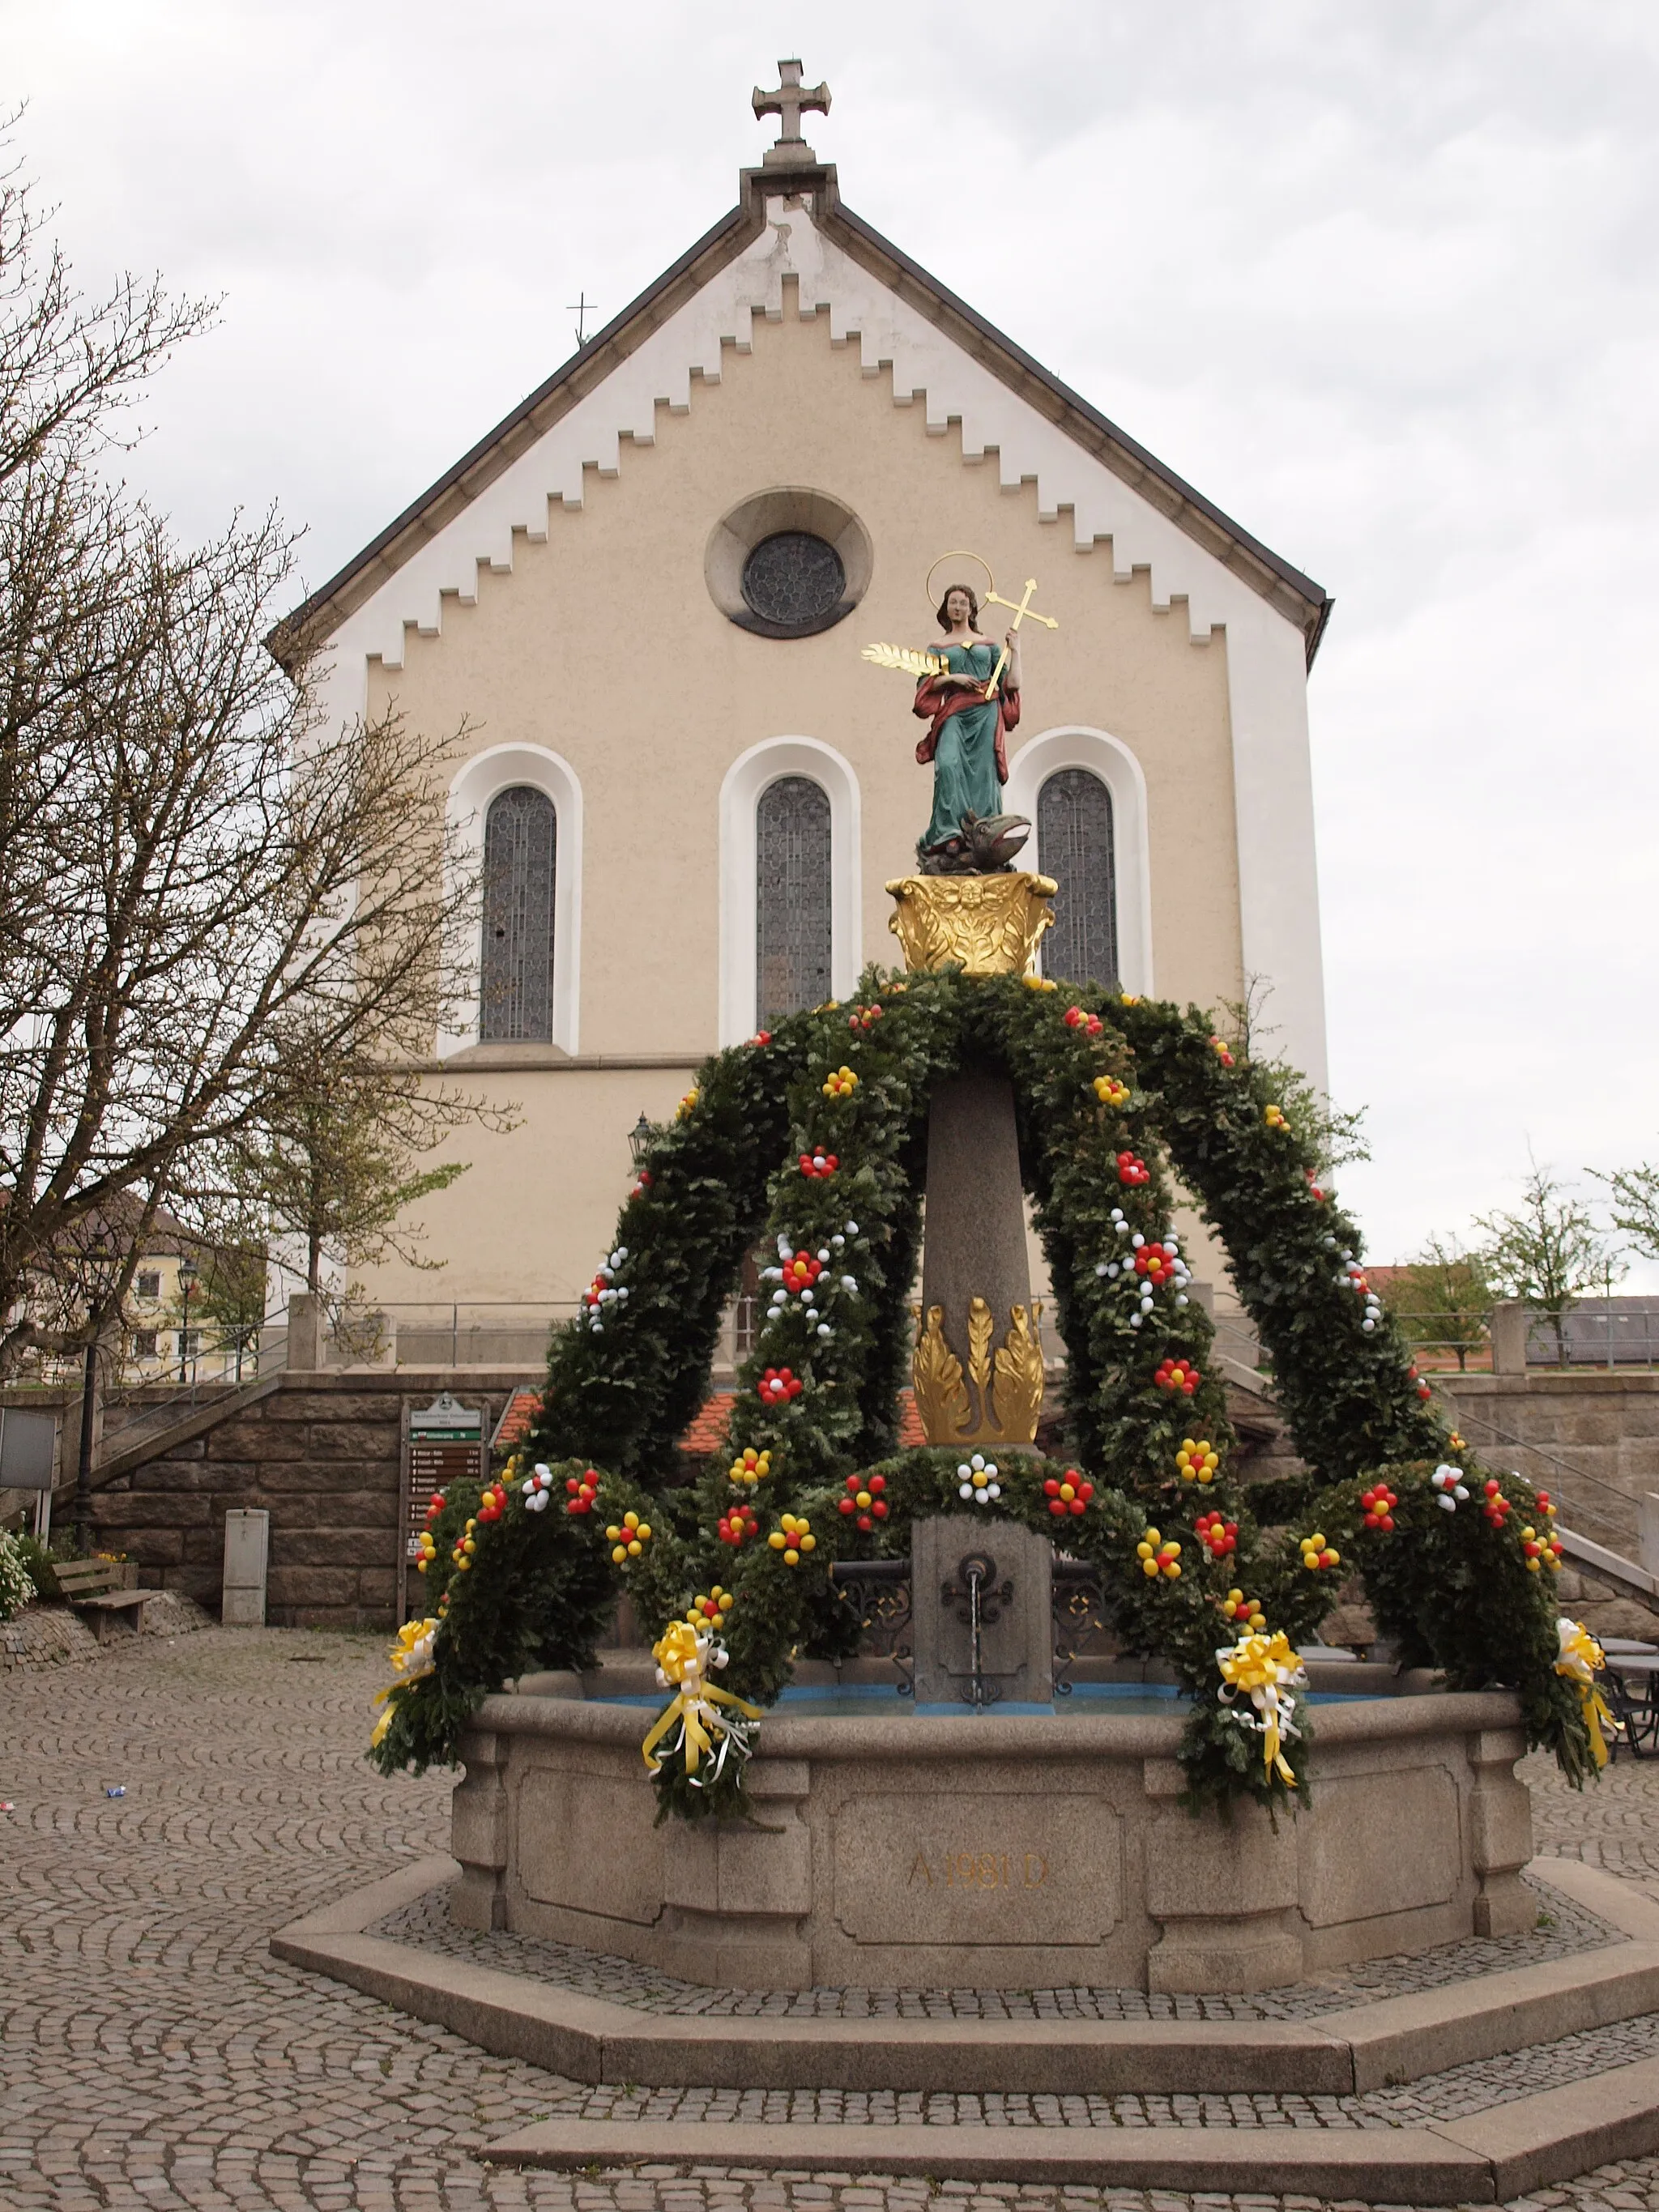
[919, 642, 1004, 851]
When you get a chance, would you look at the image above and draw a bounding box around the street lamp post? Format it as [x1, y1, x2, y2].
[75, 1240, 122, 1556]
[177, 1259, 198, 1383]
[629, 1111, 653, 1170]
[75, 1338, 99, 1556]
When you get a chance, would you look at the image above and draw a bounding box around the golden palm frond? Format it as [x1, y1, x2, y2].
[860, 641, 949, 678]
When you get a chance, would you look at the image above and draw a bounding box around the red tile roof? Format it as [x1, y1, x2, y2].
[680, 1393, 735, 1455]
[491, 1389, 542, 1451]
[680, 1389, 928, 1456]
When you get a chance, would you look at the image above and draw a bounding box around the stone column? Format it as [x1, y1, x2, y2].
[1468, 1724, 1535, 1937]
[286, 1294, 323, 1373]
[1640, 1494, 1659, 1578]
[921, 1072, 1030, 1336]
[658, 1757, 813, 1988]
[450, 1726, 509, 1930]
[1490, 1302, 1531, 1375]
[911, 1513, 1054, 1707]
[1141, 1754, 1303, 1990]
[915, 1073, 1044, 1447]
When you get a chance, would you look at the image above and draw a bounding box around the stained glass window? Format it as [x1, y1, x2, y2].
[741, 532, 846, 630]
[480, 786, 557, 1042]
[1038, 768, 1118, 989]
[757, 775, 832, 1025]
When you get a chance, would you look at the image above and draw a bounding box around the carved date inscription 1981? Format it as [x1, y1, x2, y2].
[833, 1793, 1120, 1950]
[909, 1849, 1050, 1890]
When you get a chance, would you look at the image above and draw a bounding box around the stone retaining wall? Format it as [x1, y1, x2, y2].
[1439, 1372, 1659, 1556]
[11, 1363, 1657, 1634]
[1218, 1366, 1659, 1568]
[82, 1370, 529, 1631]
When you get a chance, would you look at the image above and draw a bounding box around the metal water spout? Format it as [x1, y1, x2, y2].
[942, 1551, 1013, 1711]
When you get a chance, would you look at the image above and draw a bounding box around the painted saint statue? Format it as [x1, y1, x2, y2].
[912, 583, 1025, 872]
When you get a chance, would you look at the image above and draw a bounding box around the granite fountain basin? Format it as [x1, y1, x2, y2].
[449, 1672, 1535, 1995]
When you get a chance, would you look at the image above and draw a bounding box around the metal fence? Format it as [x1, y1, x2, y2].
[292, 1298, 763, 1372]
[1392, 1303, 1659, 1370]
[1213, 1302, 1659, 1374]
[360, 1302, 578, 1368]
[1521, 1301, 1659, 1369]
[20, 1320, 280, 1394]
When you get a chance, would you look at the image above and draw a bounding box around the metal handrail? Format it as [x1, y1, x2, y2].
[1213, 1302, 1659, 1371]
[1443, 1405, 1634, 1509]
[99, 1330, 289, 1455]
[1206, 1315, 1640, 1548]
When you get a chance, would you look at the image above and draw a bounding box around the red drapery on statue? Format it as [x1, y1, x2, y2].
[913, 677, 1021, 786]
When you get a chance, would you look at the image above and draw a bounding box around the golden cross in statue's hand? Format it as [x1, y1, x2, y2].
[980, 578, 1058, 697]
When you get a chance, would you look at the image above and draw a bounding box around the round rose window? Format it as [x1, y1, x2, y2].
[740, 531, 847, 633]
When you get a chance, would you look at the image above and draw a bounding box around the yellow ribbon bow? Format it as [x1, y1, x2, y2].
[1217, 1629, 1306, 1786]
[370, 1617, 439, 1746]
[1555, 1617, 1621, 1769]
[641, 1619, 762, 1785]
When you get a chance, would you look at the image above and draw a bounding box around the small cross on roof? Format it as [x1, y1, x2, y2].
[753, 58, 830, 164]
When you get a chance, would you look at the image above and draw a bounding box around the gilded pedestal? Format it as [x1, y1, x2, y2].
[886, 871, 1057, 975]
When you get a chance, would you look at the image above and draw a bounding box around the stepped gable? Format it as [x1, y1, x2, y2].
[271, 158, 1331, 676]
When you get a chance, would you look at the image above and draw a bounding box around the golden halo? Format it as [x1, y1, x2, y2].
[924, 549, 995, 612]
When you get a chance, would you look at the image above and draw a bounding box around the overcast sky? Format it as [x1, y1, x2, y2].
[6, 1, 1657, 1279]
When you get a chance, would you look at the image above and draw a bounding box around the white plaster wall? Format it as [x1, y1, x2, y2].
[309, 196, 1326, 1088]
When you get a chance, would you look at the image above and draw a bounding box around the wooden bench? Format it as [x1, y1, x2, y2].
[54, 1559, 156, 1641]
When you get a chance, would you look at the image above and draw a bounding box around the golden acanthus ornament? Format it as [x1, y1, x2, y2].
[911, 1298, 1047, 1447]
[886, 872, 1057, 976]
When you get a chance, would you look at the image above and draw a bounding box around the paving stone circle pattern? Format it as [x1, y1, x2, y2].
[5, 1626, 1659, 2211]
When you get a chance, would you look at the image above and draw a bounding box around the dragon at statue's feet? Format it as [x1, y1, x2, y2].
[917, 811, 1032, 876]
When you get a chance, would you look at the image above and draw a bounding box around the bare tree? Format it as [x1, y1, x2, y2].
[1589, 1157, 1659, 1268]
[1218, 978, 1371, 1178]
[1392, 1234, 1492, 1371]
[0, 139, 480, 1372]
[231, 1026, 518, 1298]
[188, 1236, 269, 1381]
[1474, 1160, 1622, 1369]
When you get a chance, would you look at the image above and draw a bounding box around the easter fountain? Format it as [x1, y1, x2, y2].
[366, 557, 1600, 2001]
[433, 972, 1544, 1995]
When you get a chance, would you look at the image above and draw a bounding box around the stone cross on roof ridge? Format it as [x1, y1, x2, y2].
[753, 58, 830, 168]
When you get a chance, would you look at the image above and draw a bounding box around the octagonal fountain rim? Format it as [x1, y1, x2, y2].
[476, 1677, 1525, 1764]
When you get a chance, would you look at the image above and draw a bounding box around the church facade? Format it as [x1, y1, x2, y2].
[277, 79, 1332, 1332]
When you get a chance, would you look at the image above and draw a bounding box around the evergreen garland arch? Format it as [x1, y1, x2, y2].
[372, 968, 1596, 1816]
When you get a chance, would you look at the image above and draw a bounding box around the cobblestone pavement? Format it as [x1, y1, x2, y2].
[368, 1871, 1615, 2023]
[1527, 1741, 1659, 1899]
[0, 1590, 210, 1670]
[4, 1628, 1659, 2212]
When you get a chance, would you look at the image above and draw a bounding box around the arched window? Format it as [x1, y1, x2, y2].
[1038, 767, 1118, 988]
[480, 786, 557, 1042]
[756, 775, 831, 1025]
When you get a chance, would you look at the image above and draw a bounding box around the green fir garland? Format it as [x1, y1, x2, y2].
[369, 968, 1595, 1813]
